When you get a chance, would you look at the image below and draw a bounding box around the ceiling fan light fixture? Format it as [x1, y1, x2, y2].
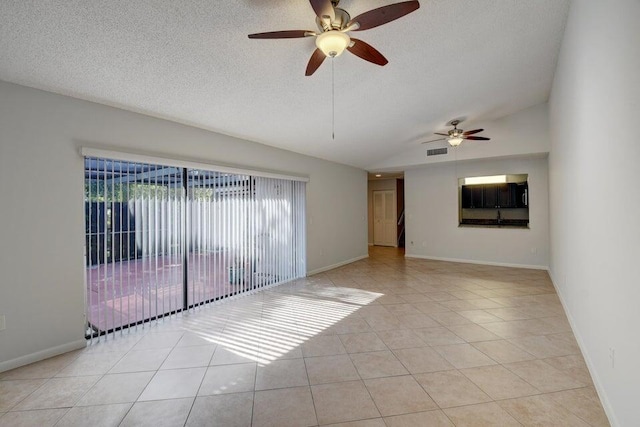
[447, 137, 463, 146]
[316, 30, 350, 57]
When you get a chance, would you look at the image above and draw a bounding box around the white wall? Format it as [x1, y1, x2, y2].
[548, 1, 640, 425]
[0, 81, 368, 369]
[405, 156, 549, 268]
[367, 179, 397, 245]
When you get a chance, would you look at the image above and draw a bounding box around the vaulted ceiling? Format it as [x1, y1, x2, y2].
[0, 0, 569, 169]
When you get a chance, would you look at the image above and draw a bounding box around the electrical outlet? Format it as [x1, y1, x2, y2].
[0, 315, 5, 331]
[531, 247, 537, 254]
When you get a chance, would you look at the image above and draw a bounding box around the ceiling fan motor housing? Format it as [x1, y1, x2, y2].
[448, 120, 463, 137]
[316, 8, 351, 31]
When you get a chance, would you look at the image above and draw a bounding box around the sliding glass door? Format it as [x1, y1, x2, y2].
[84, 157, 306, 339]
[84, 159, 185, 336]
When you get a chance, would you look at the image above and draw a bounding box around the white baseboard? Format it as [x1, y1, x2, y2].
[547, 270, 617, 427]
[0, 339, 87, 374]
[404, 253, 548, 270]
[307, 254, 369, 276]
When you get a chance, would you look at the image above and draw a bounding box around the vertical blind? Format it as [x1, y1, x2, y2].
[84, 156, 306, 341]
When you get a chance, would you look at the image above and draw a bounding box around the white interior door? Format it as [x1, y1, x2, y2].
[373, 190, 397, 246]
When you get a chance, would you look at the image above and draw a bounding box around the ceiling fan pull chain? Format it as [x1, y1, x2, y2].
[332, 58, 335, 140]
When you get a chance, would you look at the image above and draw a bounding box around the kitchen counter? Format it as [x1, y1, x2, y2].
[459, 219, 529, 228]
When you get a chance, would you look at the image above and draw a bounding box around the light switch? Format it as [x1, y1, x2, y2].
[0, 315, 5, 331]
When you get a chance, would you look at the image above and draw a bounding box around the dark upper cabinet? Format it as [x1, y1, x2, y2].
[498, 183, 518, 208]
[461, 185, 483, 208]
[461, 186, 470, 208]
[463, 183, 527, 209]
[485, 183, 517, 208]
[482, 184, 498, 208]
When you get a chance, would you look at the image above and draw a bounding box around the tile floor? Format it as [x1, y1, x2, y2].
[0, 247, 610, 426]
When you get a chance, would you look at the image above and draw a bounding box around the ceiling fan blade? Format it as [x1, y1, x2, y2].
[434, 132, 449, 136]
[464, 136, 491, 141]
[421, 138, 446, 144]
[248, 30, 314, 39]
[347, 39, 388, 66]
[309, 0, 335, 21]
[349, 1, 420, 31]
[306, 49, 327, 76]
[463, 128, 484, 136]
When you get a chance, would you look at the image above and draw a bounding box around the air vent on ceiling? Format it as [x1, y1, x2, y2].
[427, 147, 448, 156]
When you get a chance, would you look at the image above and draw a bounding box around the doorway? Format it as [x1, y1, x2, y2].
[373, 190, 397, 246]
[368, 174, 405, 248]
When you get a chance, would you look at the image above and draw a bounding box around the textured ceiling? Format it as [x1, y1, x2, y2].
[0, 0, 569, 169]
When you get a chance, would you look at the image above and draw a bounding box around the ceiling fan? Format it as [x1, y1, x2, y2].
[248, 0, 420, 76]
[421, 120, 491, 147]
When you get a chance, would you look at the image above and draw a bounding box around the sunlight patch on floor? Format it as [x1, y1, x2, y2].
[182, 286, 382, 364]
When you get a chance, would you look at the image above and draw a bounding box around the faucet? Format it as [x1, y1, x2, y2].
[497, 210, 502, 225]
